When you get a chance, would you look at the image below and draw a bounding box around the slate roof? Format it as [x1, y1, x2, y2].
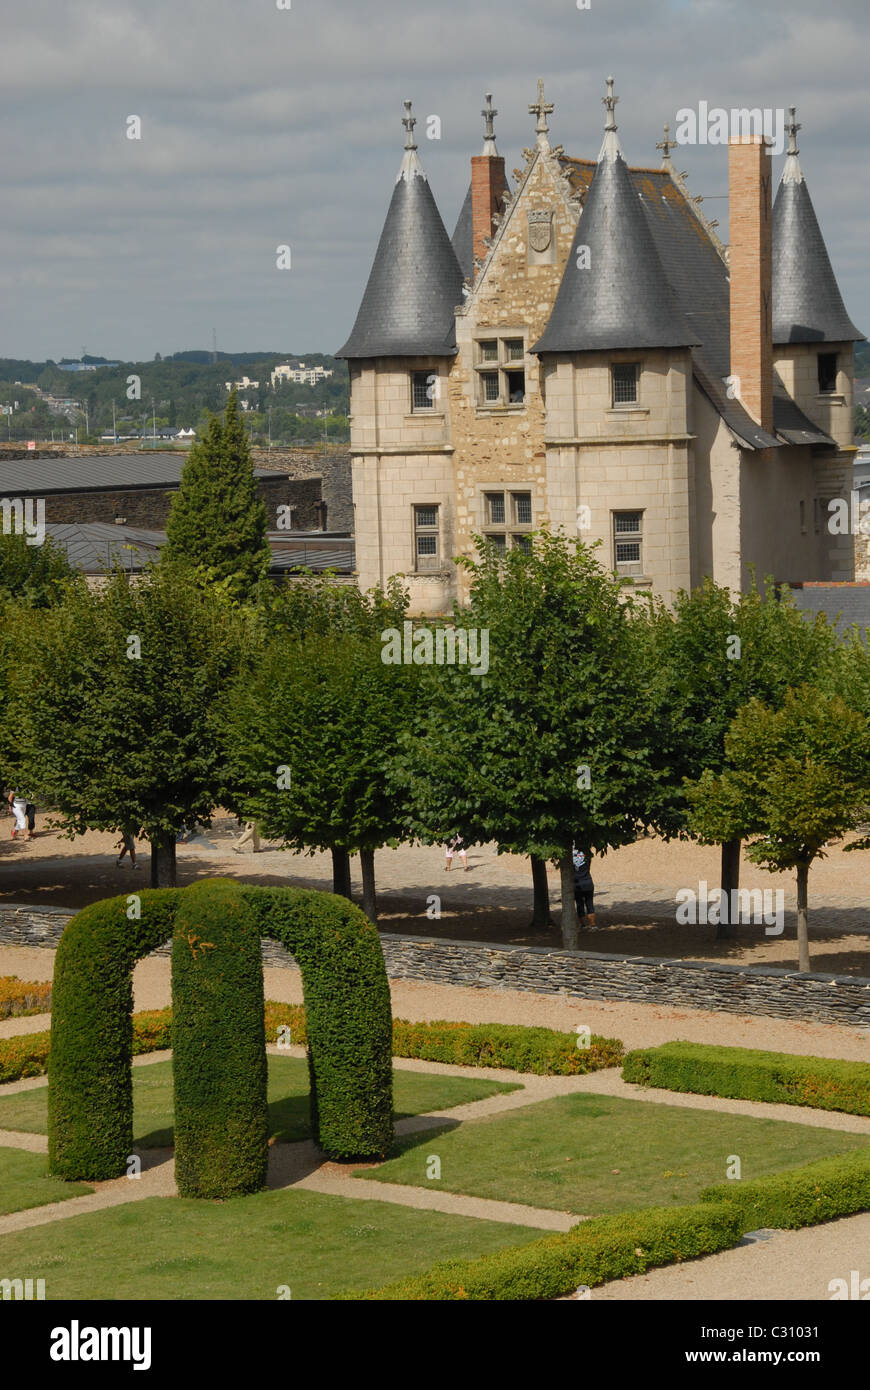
[789, 583, 870, 635]
[451, 184, 474, 281]
[45, 523, 164, 572]
[534, 147, 699, 356]
[546, 156, 781, 449]
[267, 535, 355, 574]
[47, 523, 354, 576]
[772, 395, 835, 448]
[0, 453, 284, 495]
[772, 172, 863, 345]
[337, 154, 464, 359]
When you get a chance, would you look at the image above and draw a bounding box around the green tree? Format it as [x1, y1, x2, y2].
[644, 577, 840, 937]
[163, 391, 271, 602]
[6, 567, 244, 885]
[397, 532, 660, 949]
[684, 686, 870, 972]
[224, 631, 416, 920]
[0, 531, 75, 607]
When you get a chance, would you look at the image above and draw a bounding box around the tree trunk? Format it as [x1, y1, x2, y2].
[559, 852, 579, 951]
[796, 860, 811, 973]
[360, 848, 377, 924]
[149, 835, 177, 888]
[530, 854, 556, 931]
[331, 847, 352, 900]
[717, 838, 741, 940]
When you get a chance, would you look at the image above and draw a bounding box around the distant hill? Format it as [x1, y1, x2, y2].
[0, 351, 349, 445]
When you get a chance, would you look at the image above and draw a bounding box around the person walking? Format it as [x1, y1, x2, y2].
[234, 821, 261, 854]
[445, 835, 468, 871]
[572, 843, 596, 930]
[7, 790, 28, 841]
[116, 829, 139, 869]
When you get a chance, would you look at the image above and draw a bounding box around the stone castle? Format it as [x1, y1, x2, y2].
[338, 79, 862, 615]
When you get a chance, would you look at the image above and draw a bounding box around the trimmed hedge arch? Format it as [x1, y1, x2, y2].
[48, 879, 393, 1193]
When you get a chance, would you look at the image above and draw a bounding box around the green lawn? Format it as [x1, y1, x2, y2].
[361, 1093, 870, 1214]
[0, 1148, 92, 1215]
[0, 1058, 520, 1147]
[0, 1190, 541, 1299]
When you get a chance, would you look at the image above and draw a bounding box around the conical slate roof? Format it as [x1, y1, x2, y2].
[337, 105, 464, 359]
[772, 138, 862, 345]
[534, 87, 699, 356]
[451, 184, 474, 281]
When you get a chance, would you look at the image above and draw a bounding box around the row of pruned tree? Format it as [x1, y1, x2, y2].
[2, 395, 869, 970]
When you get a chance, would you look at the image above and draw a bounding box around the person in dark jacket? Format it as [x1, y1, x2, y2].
[572, 844, 596, 930]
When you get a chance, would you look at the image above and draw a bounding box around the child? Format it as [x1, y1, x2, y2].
[445, 835, 468, 871]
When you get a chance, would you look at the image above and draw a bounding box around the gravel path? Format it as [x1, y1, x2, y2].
[1, 818, 869, 974]
[588, 1214, 870, 1301]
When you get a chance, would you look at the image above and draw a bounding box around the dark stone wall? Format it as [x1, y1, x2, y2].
[253, 448, 352, 534]
[38, 476, 322, 531]
[2, 906, 868, 1029]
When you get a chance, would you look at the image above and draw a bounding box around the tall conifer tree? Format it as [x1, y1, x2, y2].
[164, 391, 271, 602]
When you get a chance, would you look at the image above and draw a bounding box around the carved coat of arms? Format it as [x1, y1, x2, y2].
[527, 209, 553, 253]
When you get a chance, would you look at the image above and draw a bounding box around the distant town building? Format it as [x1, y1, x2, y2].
[225, 376, 260, 393]
[57, 361, 120, 372]
[271, 362, 334, 387]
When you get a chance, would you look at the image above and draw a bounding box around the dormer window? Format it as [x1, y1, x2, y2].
[611, 363, 639, 406]
[817, 353, 838, 395]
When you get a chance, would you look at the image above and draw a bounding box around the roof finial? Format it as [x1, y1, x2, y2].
[656, 121, 675, 170]
[598, 76, 622, 162]
[529, 77, 554, 149]
[402, 99, 417, 151]
[481, 93, 499, 156]
[603, 76, 618, 132]
[782, 104, 804, 185]
[397, 100, 425, 183]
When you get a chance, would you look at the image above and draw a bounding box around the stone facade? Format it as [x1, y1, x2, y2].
[2, 904, 867, 1028]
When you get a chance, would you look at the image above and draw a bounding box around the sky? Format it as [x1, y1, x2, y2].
[1, 0, 867, 363]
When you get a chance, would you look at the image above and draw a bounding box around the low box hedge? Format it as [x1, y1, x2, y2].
[0, 975, 52, 1020]
[700, 1147, 870, 1230]
[343, 1201, 744, 1300]
[622, 1041, 870, 1117]
[0, 1005, 621, 1086]
[390, 1019, 623, 1075]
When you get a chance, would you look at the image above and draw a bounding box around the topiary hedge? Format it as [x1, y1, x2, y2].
[48, 888, 180, 1181]
[0, 975, 52, 1019]
[171, 880, 268, 1199]
[246, 886, 393, 1161]
[700, 1148, 870, 1229]
[390, 1019, 622, 1074]
[3, 1005, 623, 1085]
[344, 1201, 744, 1300]
[47, 880, 393, 1187]
[622, 1041, 870, 1117]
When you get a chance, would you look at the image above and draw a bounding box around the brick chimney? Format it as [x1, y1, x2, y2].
[471, 153, 508, 277]
[728, 136, 773, 432]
